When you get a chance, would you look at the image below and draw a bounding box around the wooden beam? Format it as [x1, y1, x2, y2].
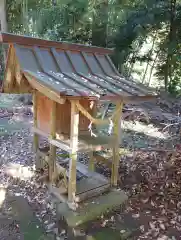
[76, 101, 109, 125]
[15, 61, 23, 84]
[111, 101, 123, 186]
[49, 139, 70, 152]
[0, 32, 113, 55]
[49, 100, 57, 182]
[32, 126, 115, 153]
[32, 127, 49, 138]
[19, 75, 32, 93]
[2, 45, 16, 93]
[68, 100, 79, 203]
[100, 94, 157, 103]
[65, 94, 157, 103]
[15, 61, 32, 93]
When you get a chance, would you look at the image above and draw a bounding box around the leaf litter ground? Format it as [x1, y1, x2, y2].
[0, 95, 181, 239]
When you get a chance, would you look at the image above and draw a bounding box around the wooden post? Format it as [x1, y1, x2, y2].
[33, 91, 39, 169]
[68, 100, 79, 203]
[88, 151, 95, 171]
[49, 100, 57, 182]
[33, 91, 38, 150]
[88, 101, 97, 171]
[111, 101, 123, 186]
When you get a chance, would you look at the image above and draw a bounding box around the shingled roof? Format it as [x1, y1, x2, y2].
[0, 32, 156, 102]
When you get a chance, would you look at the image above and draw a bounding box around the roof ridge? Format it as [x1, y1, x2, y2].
[0, 32, 113, 54]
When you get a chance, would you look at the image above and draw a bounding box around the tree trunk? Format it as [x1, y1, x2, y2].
[22, 0, 28, 34]
[92, 0, 108, 47]
[0, 0, 7, 32]
[148, 51, 159, 86]
[0, 0, 8, 84]
[165, 0, 177, 90]
[142, 32, 157, 84]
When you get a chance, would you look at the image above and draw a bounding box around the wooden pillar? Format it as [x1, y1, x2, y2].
[88, 151, 95, 171]
[49, 100, 57, 182]
[33, 91, 38, 151]
[33, 91, 39, 153]
[111, 101, 123, 186]
[68, 100, 79, 203]
[88, 101, 97, 171]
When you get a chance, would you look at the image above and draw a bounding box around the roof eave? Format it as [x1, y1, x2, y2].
[100, 94, 158, 103]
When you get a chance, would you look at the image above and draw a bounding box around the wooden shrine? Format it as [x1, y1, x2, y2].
[1, 32, 157, 237]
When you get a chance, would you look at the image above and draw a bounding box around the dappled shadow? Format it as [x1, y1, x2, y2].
[122, 128, 174, 150]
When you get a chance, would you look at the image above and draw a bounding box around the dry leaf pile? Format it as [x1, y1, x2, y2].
[123, 150, 181, 237]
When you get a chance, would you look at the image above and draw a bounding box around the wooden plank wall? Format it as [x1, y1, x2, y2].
[37, 92, 95, 137]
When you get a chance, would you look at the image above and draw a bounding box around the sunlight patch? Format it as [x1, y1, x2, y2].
[122, 121, 169, 140]
[0, 187, 6, 208]
[3, 163, 34, 180]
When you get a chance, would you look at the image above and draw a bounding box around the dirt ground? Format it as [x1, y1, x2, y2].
[0, 94, 181, 239]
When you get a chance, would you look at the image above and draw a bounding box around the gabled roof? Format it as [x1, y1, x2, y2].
[0, 32, 156, 102]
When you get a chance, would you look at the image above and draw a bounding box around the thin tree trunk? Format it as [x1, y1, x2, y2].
[0, 0, 7, 31]
[22, 0, 28, 34]
[142, 32, 157, 84]
[148, 51, 159, 86]
[165, 0, 177, 90]
[0, 0, 8, 76]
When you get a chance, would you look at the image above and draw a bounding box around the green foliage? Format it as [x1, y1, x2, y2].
[113, 0, 181, 95]
[32, 0, 90, 42]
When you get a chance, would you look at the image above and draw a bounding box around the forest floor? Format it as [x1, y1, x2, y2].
[0, 94, 181, 239]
